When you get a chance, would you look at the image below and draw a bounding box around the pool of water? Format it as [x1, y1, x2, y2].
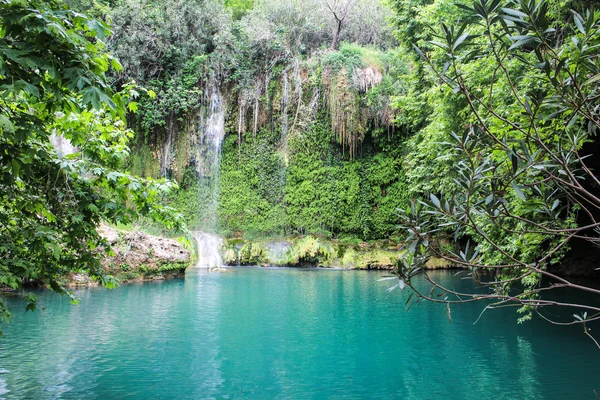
[0, 268, 598, 399]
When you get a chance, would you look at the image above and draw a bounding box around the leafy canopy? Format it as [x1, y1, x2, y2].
[0, 0, 183, 330]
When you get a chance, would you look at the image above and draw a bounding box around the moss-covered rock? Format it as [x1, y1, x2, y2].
[425, 257, 454, 269]
[221, 235, 405, 269]
[281, 236, 335, 266]
[341, 248, 400, 269]
[220, 235, 459, 271]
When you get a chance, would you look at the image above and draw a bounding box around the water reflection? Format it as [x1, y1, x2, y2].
[187, 270, 224, 396]
[0, 269, 598, 399]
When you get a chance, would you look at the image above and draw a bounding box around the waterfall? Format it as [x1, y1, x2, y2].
[161, 111, 174, 177]
[50, 133, 76, 157]
[282, 69, 289, 138]
[193, 84, 226, 268]
[198, 86, 225, 231]
[194, 232, 223, 268]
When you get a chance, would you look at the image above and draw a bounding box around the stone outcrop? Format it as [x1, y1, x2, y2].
[69, 225, 192, 286]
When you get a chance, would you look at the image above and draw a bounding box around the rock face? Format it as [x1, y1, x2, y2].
[99, 226, 190, 266]
[549, 239, 600, 279]
[69, 225, 192, 286]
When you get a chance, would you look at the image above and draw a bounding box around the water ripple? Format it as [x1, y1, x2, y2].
[0, 269, 598, 399]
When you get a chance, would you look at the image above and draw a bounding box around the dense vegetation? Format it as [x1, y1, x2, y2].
[0, 0, 182, 329]
[2, 0, 600, 336]
[110, 0, 411, 240]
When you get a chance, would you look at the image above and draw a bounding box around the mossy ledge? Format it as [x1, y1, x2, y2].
[222, 235, 453, 270]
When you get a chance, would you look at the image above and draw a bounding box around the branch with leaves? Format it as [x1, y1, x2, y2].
[0, 0, 184, 333]
[394, 0, 600, 346]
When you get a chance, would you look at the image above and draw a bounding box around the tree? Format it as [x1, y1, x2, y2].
[392, 0, 600, 345]
[325, 0, 353, 50]
[225, 0, 254, 20]
[0, 0, 182, 331]
[108, 0, 230, 85]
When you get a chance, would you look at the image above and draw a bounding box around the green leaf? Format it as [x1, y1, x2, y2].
[0, 114, 15, 132]
[412, 44, 426, 61]
[453, 33, 474, 51]
[572, 12, 586, 34]
[512, 182, 526, 201]
[430, 193, 441, 208]
[501, 7, 528, 18]
[86, 19, 108, 40]
[584, 74, 600, 86]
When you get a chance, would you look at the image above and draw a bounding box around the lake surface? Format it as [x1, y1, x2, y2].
[0, 268, 598, 399]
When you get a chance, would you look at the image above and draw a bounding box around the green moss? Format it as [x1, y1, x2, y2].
[223, 248, 237, 264]
[356, 249, 399, 269]
[425, 257, 453, 269]
[219, 236, 406, 270]
[129, 143, 160, 179]
[291, 236, 334, 265]
[105, 258, 189, 282]
[157, 262, 188, 272]
[237, 242, 267, 265]
[341, 247, 358, 268]
[118, 271, 139, 281]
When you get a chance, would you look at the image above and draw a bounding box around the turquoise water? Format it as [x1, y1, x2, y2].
[0, 268, 598, 399]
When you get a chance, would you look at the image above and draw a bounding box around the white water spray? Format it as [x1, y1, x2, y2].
[50, 133, 76, 157]
[194, 232, 223, 268]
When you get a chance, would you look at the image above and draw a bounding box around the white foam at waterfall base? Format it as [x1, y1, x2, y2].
[194, 232, 223, 268]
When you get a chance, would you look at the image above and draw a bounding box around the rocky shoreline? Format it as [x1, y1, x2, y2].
[66, 225, 193, 287]
[58, 229, 599, 289]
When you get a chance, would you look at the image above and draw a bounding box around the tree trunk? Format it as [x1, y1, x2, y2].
[331, 20, 342, 50]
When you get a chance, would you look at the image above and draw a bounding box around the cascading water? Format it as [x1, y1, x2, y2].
[194, 232, 223, 268]
[161, 111, 174, 177]
[193, 84, 226, 268]
[50, 133, 76, 157]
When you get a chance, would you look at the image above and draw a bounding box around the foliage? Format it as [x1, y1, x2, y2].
[0, 0, 182, 331]
[317, 44, 405, 157]
[223, 235, 400, 268]
[244, 0, 395, 54]
[108, 0, 229, 84]
[135, 55, 207, 134]
[217, 130, 287, 236]
[106, 0, 231, 145]
[213, 114, 412, 240]
[225, 0, 254, 20]
[99, 0, 403, 208]
[393, 0, 600, 337]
